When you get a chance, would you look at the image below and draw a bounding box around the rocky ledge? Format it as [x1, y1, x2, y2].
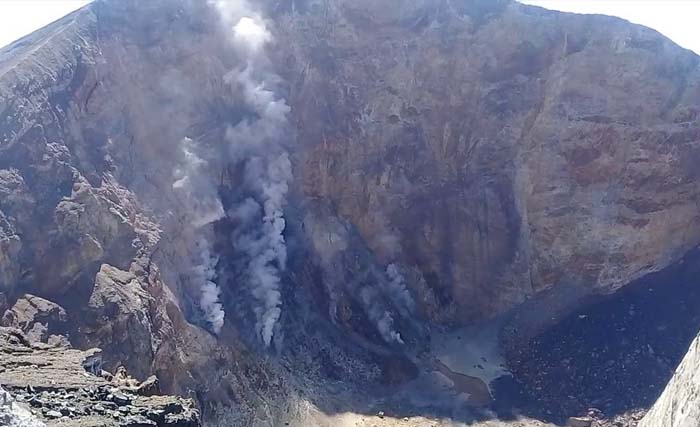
[0, 327, 200, 427]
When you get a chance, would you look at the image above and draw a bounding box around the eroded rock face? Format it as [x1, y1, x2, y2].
[276, 0, 700, 325]
[0, 0, 699, 425]
[0, 0, 696, 335]
[1, 294, 67, 343]
[0, 169, 27, 298]
[638, 334, 700, 427]
[73, 264, 155, 378]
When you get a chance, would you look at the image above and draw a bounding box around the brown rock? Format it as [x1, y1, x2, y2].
[1, 294, 67, 343]
[75, 265, 155, 379]
[0, 0, 699, 425]
[137, 376, 161, 397]
[281, 0, 700, 329]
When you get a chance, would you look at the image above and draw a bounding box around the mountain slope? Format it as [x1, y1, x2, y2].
[0, 0, 699, 425]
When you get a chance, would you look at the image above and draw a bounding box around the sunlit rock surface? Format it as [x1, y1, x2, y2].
[639, 334, 700, 427]
[0, 0, 699, 425]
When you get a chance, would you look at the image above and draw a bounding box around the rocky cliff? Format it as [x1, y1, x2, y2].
[0, 0, 699, 425]
[638, 333, 700, 427]
[278, 0, 700, 328]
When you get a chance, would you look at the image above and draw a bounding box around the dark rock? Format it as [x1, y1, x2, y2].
[146, 409, 165, 422]
[0, 295, 67, 343]
[112, 392, 132, 406]
[102, 401, 119, 411]
[82, 348, 104, 376]
[164, 413, 200, 427]
[137, 376, 160, 397]
[27, 396, 43, 408]
[120, 415, 157, 427]
[161, 401, 184, 416]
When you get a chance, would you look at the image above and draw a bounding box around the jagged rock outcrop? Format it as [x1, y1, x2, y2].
[1, 294, 67, 343]
[0, 0, 699, 425]
[0, 327, 200, 427]
[71, 264, 155, 378]
[638, 334, 700, 427]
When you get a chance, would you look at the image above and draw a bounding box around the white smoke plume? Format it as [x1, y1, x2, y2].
[213, 0, 293, 347]
[193, 237, 225, 334]
[360, 286, 405, 345]
[172, 137, 225, 227]
[368, 215, 415, 317]
[168, 1, 291, 340]
[384, 263, 415, 317]
[172, 138, 226, 334]
[227, 154, 291, 345]
[377, 311, 404, 345]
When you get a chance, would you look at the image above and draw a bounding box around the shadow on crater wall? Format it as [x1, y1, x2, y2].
[493, 247, 700, 423]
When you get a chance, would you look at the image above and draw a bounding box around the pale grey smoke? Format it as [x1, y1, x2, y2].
[384, 263, 415, 316]
[368, 217, 415, 316]
[360, 286, 405, 345]
[371, 212, 402, 259]
[172, 138, 225, 227]
[214, 0, 293, 347]
[228, 153, 291, 345]
[172, 138, 226, 334]
[170, 1, 292, 340]
[193, 238, 225, 334]
[227, 197, 261, 224]
[227, 137, 292, 347]
[377, 311, 404, 345]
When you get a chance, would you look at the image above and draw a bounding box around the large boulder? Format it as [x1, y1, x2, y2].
[74, 264, 155, 379]
[0, 294, 67, 343]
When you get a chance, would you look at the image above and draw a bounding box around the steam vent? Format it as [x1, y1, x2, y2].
[1, 0, 699, 426]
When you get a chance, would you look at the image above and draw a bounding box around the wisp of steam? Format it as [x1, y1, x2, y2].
[360, 286, 405, 345]
[384, 263, 415, 317]
[172, 137, 226, 334]
[194, 237, 226, 334]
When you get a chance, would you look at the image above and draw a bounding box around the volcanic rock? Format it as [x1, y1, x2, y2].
[0, 0, 698, 425]
[638, 334, 700, 427]
[0, 327, 200, 427]
[1, 295, 67, 343]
